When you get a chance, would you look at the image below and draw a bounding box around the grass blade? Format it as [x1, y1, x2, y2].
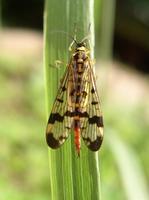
[44, 0, 102, 199]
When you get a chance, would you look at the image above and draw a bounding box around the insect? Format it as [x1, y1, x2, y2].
[46, 37, 104, 156]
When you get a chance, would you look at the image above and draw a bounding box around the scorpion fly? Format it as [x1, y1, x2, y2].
[46, 36, 104, 156]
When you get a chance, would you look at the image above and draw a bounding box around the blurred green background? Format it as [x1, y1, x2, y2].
[0, 0, 149, 200]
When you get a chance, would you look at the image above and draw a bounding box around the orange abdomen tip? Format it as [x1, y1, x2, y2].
[74, 127, 81, 157]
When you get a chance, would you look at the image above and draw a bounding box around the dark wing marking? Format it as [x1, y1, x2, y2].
[46, 66, 73, 149]
[81, 60, 104, 151]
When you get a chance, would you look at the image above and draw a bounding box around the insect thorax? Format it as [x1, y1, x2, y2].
[67, 49, 89, 110]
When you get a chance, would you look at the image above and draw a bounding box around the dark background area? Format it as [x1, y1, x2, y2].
[1, 0, 149, 73]
[1, 0, 43, 29]
[114, 0, 149, 73]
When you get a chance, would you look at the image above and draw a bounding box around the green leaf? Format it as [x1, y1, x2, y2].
[44, 0, 102, 199]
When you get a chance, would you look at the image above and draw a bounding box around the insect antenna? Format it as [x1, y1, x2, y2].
[80, 23, 92, 48]
[49, 30, 78, 51]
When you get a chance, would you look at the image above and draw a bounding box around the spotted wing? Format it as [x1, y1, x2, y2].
[81, 61, 104, 151]
[46, 66, 73, 149]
